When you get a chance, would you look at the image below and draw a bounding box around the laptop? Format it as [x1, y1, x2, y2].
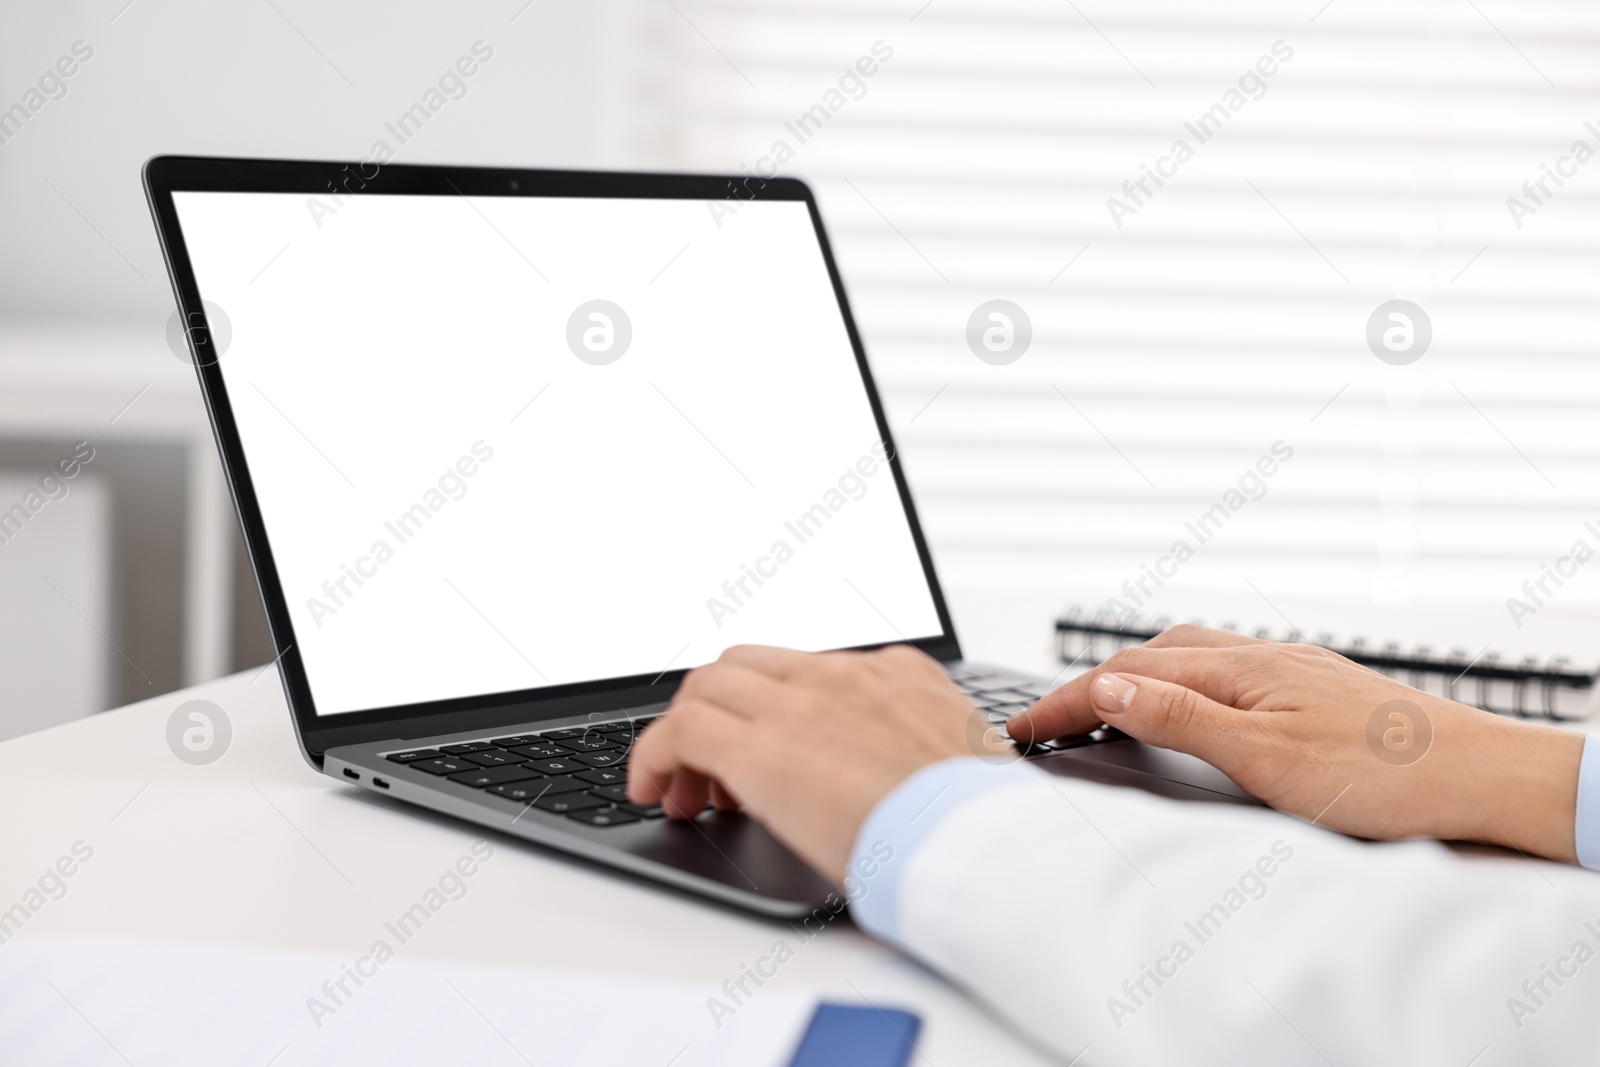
[144, 157, 1255, 918]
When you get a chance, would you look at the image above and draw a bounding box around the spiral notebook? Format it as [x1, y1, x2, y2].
[1053, 606, 1600, 722]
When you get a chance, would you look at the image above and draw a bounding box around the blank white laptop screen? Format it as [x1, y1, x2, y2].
[171, 191, 944, 716]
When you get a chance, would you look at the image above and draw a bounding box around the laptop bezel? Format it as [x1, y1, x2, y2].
[143, 155, 963, 763]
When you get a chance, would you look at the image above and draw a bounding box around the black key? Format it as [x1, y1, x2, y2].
[589, 784, 630, 802]
[603, 717, 656, 736]
[412, 757, 474, 775]
[447, 764, 542, 788]
[533, 775, 593, 796]
[567, 806, 640, 827]
[490, 735, 542, 748]
[508, 743, 568, 761]
[525, 757, 585, 776]
[440, 741, 497, 755]
[487, 776, 588, 802]
[571, 750, 626, 768]
[575, 767, 627, 787]
[386, 749, 440, 763]
[541, 728, 590, 740]
[555, 734, 617, 753]
[461, 749, 526, 767]
[487, 781, 547, 803]
[533, 792, 606, 814]
[620, 802, 665, 819]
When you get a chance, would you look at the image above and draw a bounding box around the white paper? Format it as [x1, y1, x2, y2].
[0, 934, 816, 1067]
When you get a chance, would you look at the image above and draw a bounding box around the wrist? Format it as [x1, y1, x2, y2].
[1435, 709, 1584, 863]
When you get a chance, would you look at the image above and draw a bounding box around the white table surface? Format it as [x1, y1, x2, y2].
[1, 589, 1068, 1066]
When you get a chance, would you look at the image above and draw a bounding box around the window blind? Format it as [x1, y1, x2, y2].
[649, 0, 1600, 638]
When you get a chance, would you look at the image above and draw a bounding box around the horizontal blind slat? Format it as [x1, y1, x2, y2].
[665, 0, 1600, 611]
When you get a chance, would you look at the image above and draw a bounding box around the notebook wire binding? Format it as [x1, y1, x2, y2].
[1054, 606, 1599, 722]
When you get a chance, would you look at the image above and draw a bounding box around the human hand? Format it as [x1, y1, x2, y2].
[626, 644, 981, 885]
[1009, 625, 1585, 863]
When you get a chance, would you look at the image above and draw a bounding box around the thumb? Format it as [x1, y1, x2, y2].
[1090, 672, 1243, 767]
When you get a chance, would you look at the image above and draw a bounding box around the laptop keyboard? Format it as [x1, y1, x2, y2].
[383, 667, 1117, 830]
[949, 667, 1125, 754]
[386, 717, 668, 828]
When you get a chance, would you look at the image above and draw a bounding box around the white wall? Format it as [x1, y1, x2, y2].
[0, 0, 645, 326]
[0, 471, 109, 736]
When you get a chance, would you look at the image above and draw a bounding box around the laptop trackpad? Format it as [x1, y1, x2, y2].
[1046, 740, 1260, 804]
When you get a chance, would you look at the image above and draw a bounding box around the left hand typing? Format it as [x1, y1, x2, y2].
[626, 644, 980, 885]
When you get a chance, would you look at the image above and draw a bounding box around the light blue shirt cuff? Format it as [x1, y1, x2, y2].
[846, 756, 1046, 945]
[1575, 734, 1600, 871]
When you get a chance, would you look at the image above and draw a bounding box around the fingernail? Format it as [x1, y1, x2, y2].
[1092, 674, 1137, 713]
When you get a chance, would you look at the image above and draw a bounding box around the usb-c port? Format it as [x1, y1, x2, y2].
[343, 768, 360, 780]
[372, 777, 390, 789]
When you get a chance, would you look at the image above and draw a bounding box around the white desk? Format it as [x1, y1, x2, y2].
[2, 659, 1053, 1064]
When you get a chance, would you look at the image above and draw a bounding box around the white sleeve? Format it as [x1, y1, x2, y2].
[1575, 733, 1600, 869]
[848, 758, 1600, 1066]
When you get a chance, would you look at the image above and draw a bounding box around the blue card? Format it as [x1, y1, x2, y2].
[786, 1002, 922, 1067]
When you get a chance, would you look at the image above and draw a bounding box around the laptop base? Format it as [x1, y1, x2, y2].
[324, 662, 1260, 918]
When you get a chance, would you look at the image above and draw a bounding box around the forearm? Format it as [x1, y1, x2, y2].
[853, 760, 1600, 1065]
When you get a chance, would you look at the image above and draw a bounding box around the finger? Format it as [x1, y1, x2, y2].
[719, 643, 914, 689]
[715, 644, 815, 679]
[709, 780, 742, 812]
[870, 643, 954, 686]
[1143, 623, 1267, 649]
[1012, 645, 1253, 741]
[627, 697, 750, 810]
[1085, 672, 1252, 773]
[664, 771, 714, 820]
[659, 770, 713, 820]
[676, 661, 805, 720]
